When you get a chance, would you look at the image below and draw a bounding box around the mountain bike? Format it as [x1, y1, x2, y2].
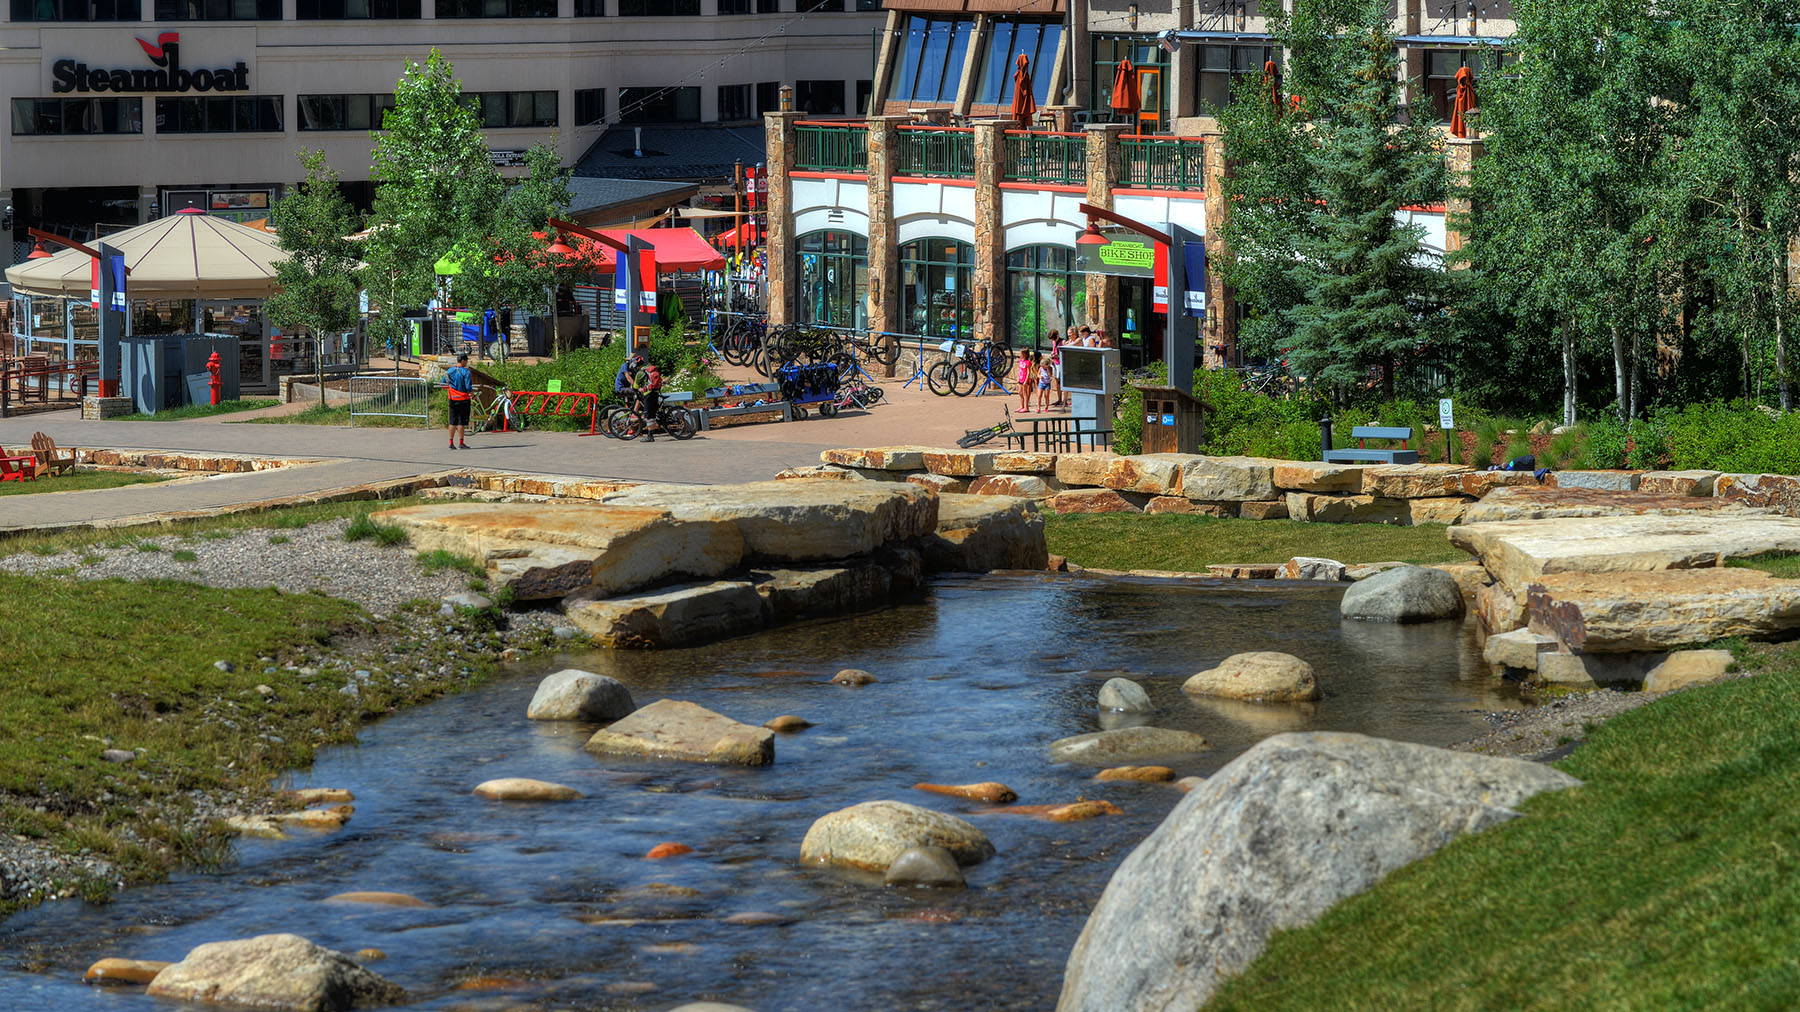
[470, 385, 526, 433]
[607, 399, 698, 440]
[957, 405, 1013, 448]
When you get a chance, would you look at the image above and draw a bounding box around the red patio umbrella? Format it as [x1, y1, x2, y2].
[1011, 53, 1036, 128]
[1110, 57, 1140, 127]
[1450, 66, 1476, 138]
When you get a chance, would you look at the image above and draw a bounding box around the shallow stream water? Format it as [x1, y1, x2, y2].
[0, 571, 1525, 1011]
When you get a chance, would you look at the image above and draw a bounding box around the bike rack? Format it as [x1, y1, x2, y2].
[972, 345, 1009, 397]
[510, 390, 600, 436]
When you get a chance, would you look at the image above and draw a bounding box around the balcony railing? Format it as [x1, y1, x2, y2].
[1118, 134, 1205, 191]
[795, 122, 868, 173]
[894, 126, 974, 179]
[1003, 130, 1087, 186]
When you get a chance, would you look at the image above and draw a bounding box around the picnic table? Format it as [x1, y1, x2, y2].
[1002, 413, 1115, 452]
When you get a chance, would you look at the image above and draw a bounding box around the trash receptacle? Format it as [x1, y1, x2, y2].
[1131, 383, 1208, 454]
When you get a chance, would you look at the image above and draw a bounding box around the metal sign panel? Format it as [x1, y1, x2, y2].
[1072, 228, 1159, 278]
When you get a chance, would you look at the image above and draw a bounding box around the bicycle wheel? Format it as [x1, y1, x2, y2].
[926, 361, 956, 397]
[949, 360, 978, 396]
[600, 404, 632, 439]
[868, 336, 900, 367]
[662, 406, 698, 440]
[987, 345, 1015, 381]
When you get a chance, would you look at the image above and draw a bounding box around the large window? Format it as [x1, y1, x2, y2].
[975, 20, 1064, 106]
[9, 0, 137, 19]
[1091, 34, 1170, 131]
[618, 86, 699, 123]
[717, 84, 751, 122]
[1422, 48, 1514, 122]
[436, 0, 552, 16]
[574, 0, 601, 12]
[469, 91, 558, 128]
[901, 238, 973, 340]
[1196, 42, 1274, 110]
[795, 80, 845, 116]
[718, 0, 748, 12]
[297, 0, 419, 17]
[617, 0, 699, 13]
[12, 98, 142, 135]
[1007, 245, 1086, 350]
[156, 0, 278, 18]
[155, 96, 283, 133]
[576, 88, 605, 126]
[298, 93, 395, 130]
[887, 15, 974, 105]
[757, 81, 781, 115]
[797, 230, 867, 329]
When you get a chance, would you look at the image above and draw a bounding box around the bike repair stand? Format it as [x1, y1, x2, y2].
[972, 346, 1009, 396]
[900, 334, 930, 390]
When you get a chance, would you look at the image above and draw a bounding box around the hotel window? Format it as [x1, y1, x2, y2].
[436, 0, 553, 16]
[718, 0, 749, 11]
[855, 79, 871, 114]
[795, 80, 845, 116]
[297, 0, 420, 16]
[12, 98, 143, 135]
[156, 0, 278, 17]
[155, 96, 283, 133]
[717, 84, 752, 122]
[797, 230, 867, 330]
[1422, 49, 1513, 122]
[469, 91, 558, 127]
[1091, 35, 1170, 130]
[574, 0, 601, 12]
[618, 86, 700, 123]
[575, 88, 605, 126]
[974, 20, 1063, 106]
[298, 93, 396, 130]
[1196, 42, 1273, 110]
[756, 81, 781, 115]
[617, 0, 699, 13]
[886, 15, 974, 104]
[10, 0, 138, 18]
[1007, 246, 1086, 350]
[901, 238, 974, 340]
[758, 0, 776, 8]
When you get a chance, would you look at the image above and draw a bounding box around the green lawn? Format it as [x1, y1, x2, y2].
[1044, 513, 1469, 571]
[1727, 551, 1800, 579]
[116, 398, 278, 421]
[1207, 641, 1800, 1010]
[0, 471, 171, 497]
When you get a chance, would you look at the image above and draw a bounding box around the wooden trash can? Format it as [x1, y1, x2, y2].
[1132, 384, 1207, 454]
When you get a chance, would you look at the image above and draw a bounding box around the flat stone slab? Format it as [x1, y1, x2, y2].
[1055, 452, 1121, 487]
[1049, 726, 1213, 765]
[1284, 493, 1409, 525]
[921, 448, 999, 477]
[1049, 488, 1144, 513]
[1527, 569, 1800, 653]
[1271, 461, 1366, 493]
[1100, 454, 1185, 496]
[584, 698, 774, 766]
[820, 446, 935, 471]
[1448, 512, 1800, 594]
[967, 474, 1061, 498]
[566, 580, 765, 648]
[1638, 469, 1719, 496]
[1360, 463, 1472, 498]
[1463, 486, 1762, 524]
[751, 561, 897, 623]
[1176, 456, 1279, 502]
[1717, 473, 1800, 516]
[1482, 628, 1557, 670]
[1551, 470, 1641, 492]
[926, 493, 1048, 571]
[600, 480, 936, 562]
[993, 451, 1058, 474]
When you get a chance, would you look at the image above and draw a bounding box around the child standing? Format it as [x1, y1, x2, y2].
[1017, 349, 1037, 412]
[1046, 329, 1064, 407]
[1036, 347, 1053, 411]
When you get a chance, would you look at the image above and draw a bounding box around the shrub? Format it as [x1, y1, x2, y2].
[1579, 415, 1628, 469]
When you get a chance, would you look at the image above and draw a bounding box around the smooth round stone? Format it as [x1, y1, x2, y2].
[723, 911, 795, 926]
[668, 1004, 758, 1012]
[526, 669, 635, 722]
[1094, 765, 1175, 783]
[1183, 652, 1320, 703]
[832, 668, 877, 687]
[1339, 564, 1465, 623]
[883, 846, 966, 888]
[323, 891, 433, 908]
[764, 715, 813, 733]
[800, 800, 995, 871]
[1175, 776, 1205, 792]
[356, 949, 386, 961]
[912, 781, 1017, 804]
[1097, 677, 1152, 713]
[83, 958, 170, 985]
[473, 778, 584, 802]
[281, 787, 354, 805]
[645, 842, 694, 860]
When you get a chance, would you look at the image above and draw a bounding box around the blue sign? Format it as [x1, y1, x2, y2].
[1182, 240, 1207, 316]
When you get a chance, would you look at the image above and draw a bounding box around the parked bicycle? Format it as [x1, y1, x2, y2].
[603, 399, 698, 440]
[927, 341, 1014, 397]
[957, 405, 1014, 448]
[470, 384, 526, 433]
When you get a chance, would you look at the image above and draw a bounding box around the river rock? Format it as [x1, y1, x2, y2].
[925, 493, 1049, 571]
[669, 1003, 758, 1012]
[1049, 726, 1213, 766]
[912, 781, 1017, 804]
[271, 806, 352, 830]
[1280, 557, 1346, 581]
[565, 580, 765, 648]
[84, 958, 170, 985]
[1526, 569, 1800, 652]
[1339, 565, 1464, 622]
[800, 800, 995, 871]
[1016, 800, 1123, 822]
[371, 502, 745, 602]
[1183, 652, 1319, 702]
[600, 480, 937, 562]
[583, 698, 774, 766]
[1448, 512, 1800, 595]
[1641, 649, 1736, 692]
[1462, 485, 1757, 524]
[525, 669, 635, 722]
[1097, 677, 1152, 712]
[1055, 732, 1579, 1012]
[281, 788, 354, 805]
[1481, 628, 1556, 671]
[145, 933, 408, 1011]
[764, 715, 813, 732]
[832, 668, 877, 686]
[473, 778, 583, 802]
[324, 892, 432, 908]
[1095, 765, 1175, 782]
[883, 845, 967, 888]
[751, 561, 894, 623]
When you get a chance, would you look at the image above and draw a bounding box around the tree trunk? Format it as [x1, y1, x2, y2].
[1562, 318, 1577, 427]
[1611, 322, 1628, 424]
[1778, 251, 1792, 411]
[316, 330, 327, 413]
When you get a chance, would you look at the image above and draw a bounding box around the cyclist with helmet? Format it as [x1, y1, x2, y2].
[631, 357, 664, 442]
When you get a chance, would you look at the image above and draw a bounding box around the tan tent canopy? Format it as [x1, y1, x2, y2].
[4, 210, 288, 300]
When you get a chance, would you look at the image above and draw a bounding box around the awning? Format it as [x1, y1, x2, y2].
[1395, 35, 1511, 46]
[4, 210, 286, 299]
[544, 226, 727, 273]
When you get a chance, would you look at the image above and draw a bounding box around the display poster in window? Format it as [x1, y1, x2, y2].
[210, 190, 268, 211]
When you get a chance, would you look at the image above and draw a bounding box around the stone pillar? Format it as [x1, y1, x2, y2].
[1443, 136, 1484, 260]
[865, 115, 905, 375]
[1083, 123, 1127, 333]
[1201, 131, 1237, 369]
[972, 119, 1008, 348]
[764, 104, 803, 326]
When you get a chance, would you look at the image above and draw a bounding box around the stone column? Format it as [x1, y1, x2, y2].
[865, 114, 905, 375]
[972, 119, 1009, 348]
[1201, 130, 1237, 369]
[1443, 135, 1484, 260]
[1083, 123, 1127, 333]
[764, 103, 803, 326]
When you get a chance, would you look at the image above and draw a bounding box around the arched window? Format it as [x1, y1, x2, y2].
[900, 237, 973, 340]
[796, 230, 867, 329]
[1007, 245, 1086, 349]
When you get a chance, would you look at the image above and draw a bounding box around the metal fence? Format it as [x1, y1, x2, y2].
[1004, 131, 1088, 186]
[1118, 135, 1206, 191]
[796, 123, 869, 173]
[894, 127, 975, 179]
[347, 374, 431, 427]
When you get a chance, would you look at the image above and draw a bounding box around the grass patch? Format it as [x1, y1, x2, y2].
[344, 513, 407, 546]
[0, 471, 172, 497]
[1044, 514, 1467, 571]
[417, 549, 484, 580]
[0, 496, 426, 559]
[1206, 643, 1800, 1009]
[115, 398, 278, 421]
[170, 549, 197, 562]
[268, 534, 291, 545]
[1727, 551, 1800, 580]
[248, 401, 439, 428]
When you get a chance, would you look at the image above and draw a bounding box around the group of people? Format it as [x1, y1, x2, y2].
[1015, 325, 1114, 414]
[612, 352, 665, 441]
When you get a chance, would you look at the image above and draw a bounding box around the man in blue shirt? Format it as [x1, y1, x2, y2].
[444, 353, 473, 449]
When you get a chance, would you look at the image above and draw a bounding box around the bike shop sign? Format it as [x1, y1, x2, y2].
[1072, 226, 1160, 279]
[42, 28, 256, 94]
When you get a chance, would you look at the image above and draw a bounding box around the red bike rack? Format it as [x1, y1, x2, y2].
[507, 391, 599, 436]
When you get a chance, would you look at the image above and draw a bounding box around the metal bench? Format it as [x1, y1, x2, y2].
[1323, 425, 1419, 464]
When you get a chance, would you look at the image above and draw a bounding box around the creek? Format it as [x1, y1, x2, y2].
[0, 571, 1525, 1011]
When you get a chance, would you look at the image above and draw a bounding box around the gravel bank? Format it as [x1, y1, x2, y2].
[1453, 687, 1660, 761]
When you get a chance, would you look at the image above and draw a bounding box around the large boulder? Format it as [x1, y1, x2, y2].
[1448, 512, 1800, 595]
[1101, 454, 1186, 496]
[1526, 568, 1800, 652]
[924, 493, 1048, 572]
[1049, 726, 1213, 766]
[1270, 461, 1366, 493]
[1055, 452, 1120, 487]
[565, 580, 765, 648]
[750, 560, 899, 623]
[1359, 463, 1469, 498]
[1339, 565, 1464, 622]
[583, 698, 774, 766]
[1097, 677, 1153, 713]
[800, 800, 995, 872]
[371, 502, 744, 601]
[599, 480, 937, 562]
[1183, 652, 1319, 702]
[1055, 732, 1579, 1012]
[1174, 456, 1278, 502]
[145, 934, 407, 1011]
[1462, 485, 1759, 525]
[820, 445, 933, 470]
[1716, 473, 1800, 516]
[525, 669, 635, 721]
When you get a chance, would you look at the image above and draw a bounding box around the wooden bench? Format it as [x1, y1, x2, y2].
[1323, 425, 1419, 464]
[677, 385, 793, 431]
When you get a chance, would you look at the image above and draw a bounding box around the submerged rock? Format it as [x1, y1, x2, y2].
[800, 800, 995, 872]
[525, 669, 635, 722]
[83, 958, 170, 986]
[883, 845, 966, 888]
[584, 698, 774, 766]
[832, 668, 878, 687]
[1048, 726, 1212, 766]
[1338, 565, 1464, 623]
[1182, 652, 1319, 703]
[473, 778, 583, 802]
[912, 781, 1017, 804]
[764, 715, 814, 733]
[145, 933, 408, 1011]
[1096, 677, 1152, 713]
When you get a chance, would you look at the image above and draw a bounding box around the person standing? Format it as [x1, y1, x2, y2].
[1017, 349, 1036, 412]
[1047, 329, 1065, 407]
[444, 352, 473, 449]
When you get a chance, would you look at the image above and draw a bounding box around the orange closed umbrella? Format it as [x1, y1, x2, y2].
[1011, 53, 1036, 128]
[1450, 66, 1476, 138]
[1264, 59, 1282, 116]
[1110, 57, 1140, 126]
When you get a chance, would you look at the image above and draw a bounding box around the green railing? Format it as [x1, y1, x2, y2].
[894, 127, 975, 179]
[795, 123, 868, 173]
[1003, 131, 1087, 186]
[1117, 135, 1205, 191]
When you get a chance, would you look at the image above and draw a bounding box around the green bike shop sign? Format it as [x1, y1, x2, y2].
[1073, 228, 1159, 279]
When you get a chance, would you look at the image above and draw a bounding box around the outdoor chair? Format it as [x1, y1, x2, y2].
[0, 452, 37, 482]
[30, 432, 75, 475]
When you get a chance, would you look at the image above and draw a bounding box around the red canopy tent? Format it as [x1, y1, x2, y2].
[711, 221, 760, 249]
[539, 226, 727, 273]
